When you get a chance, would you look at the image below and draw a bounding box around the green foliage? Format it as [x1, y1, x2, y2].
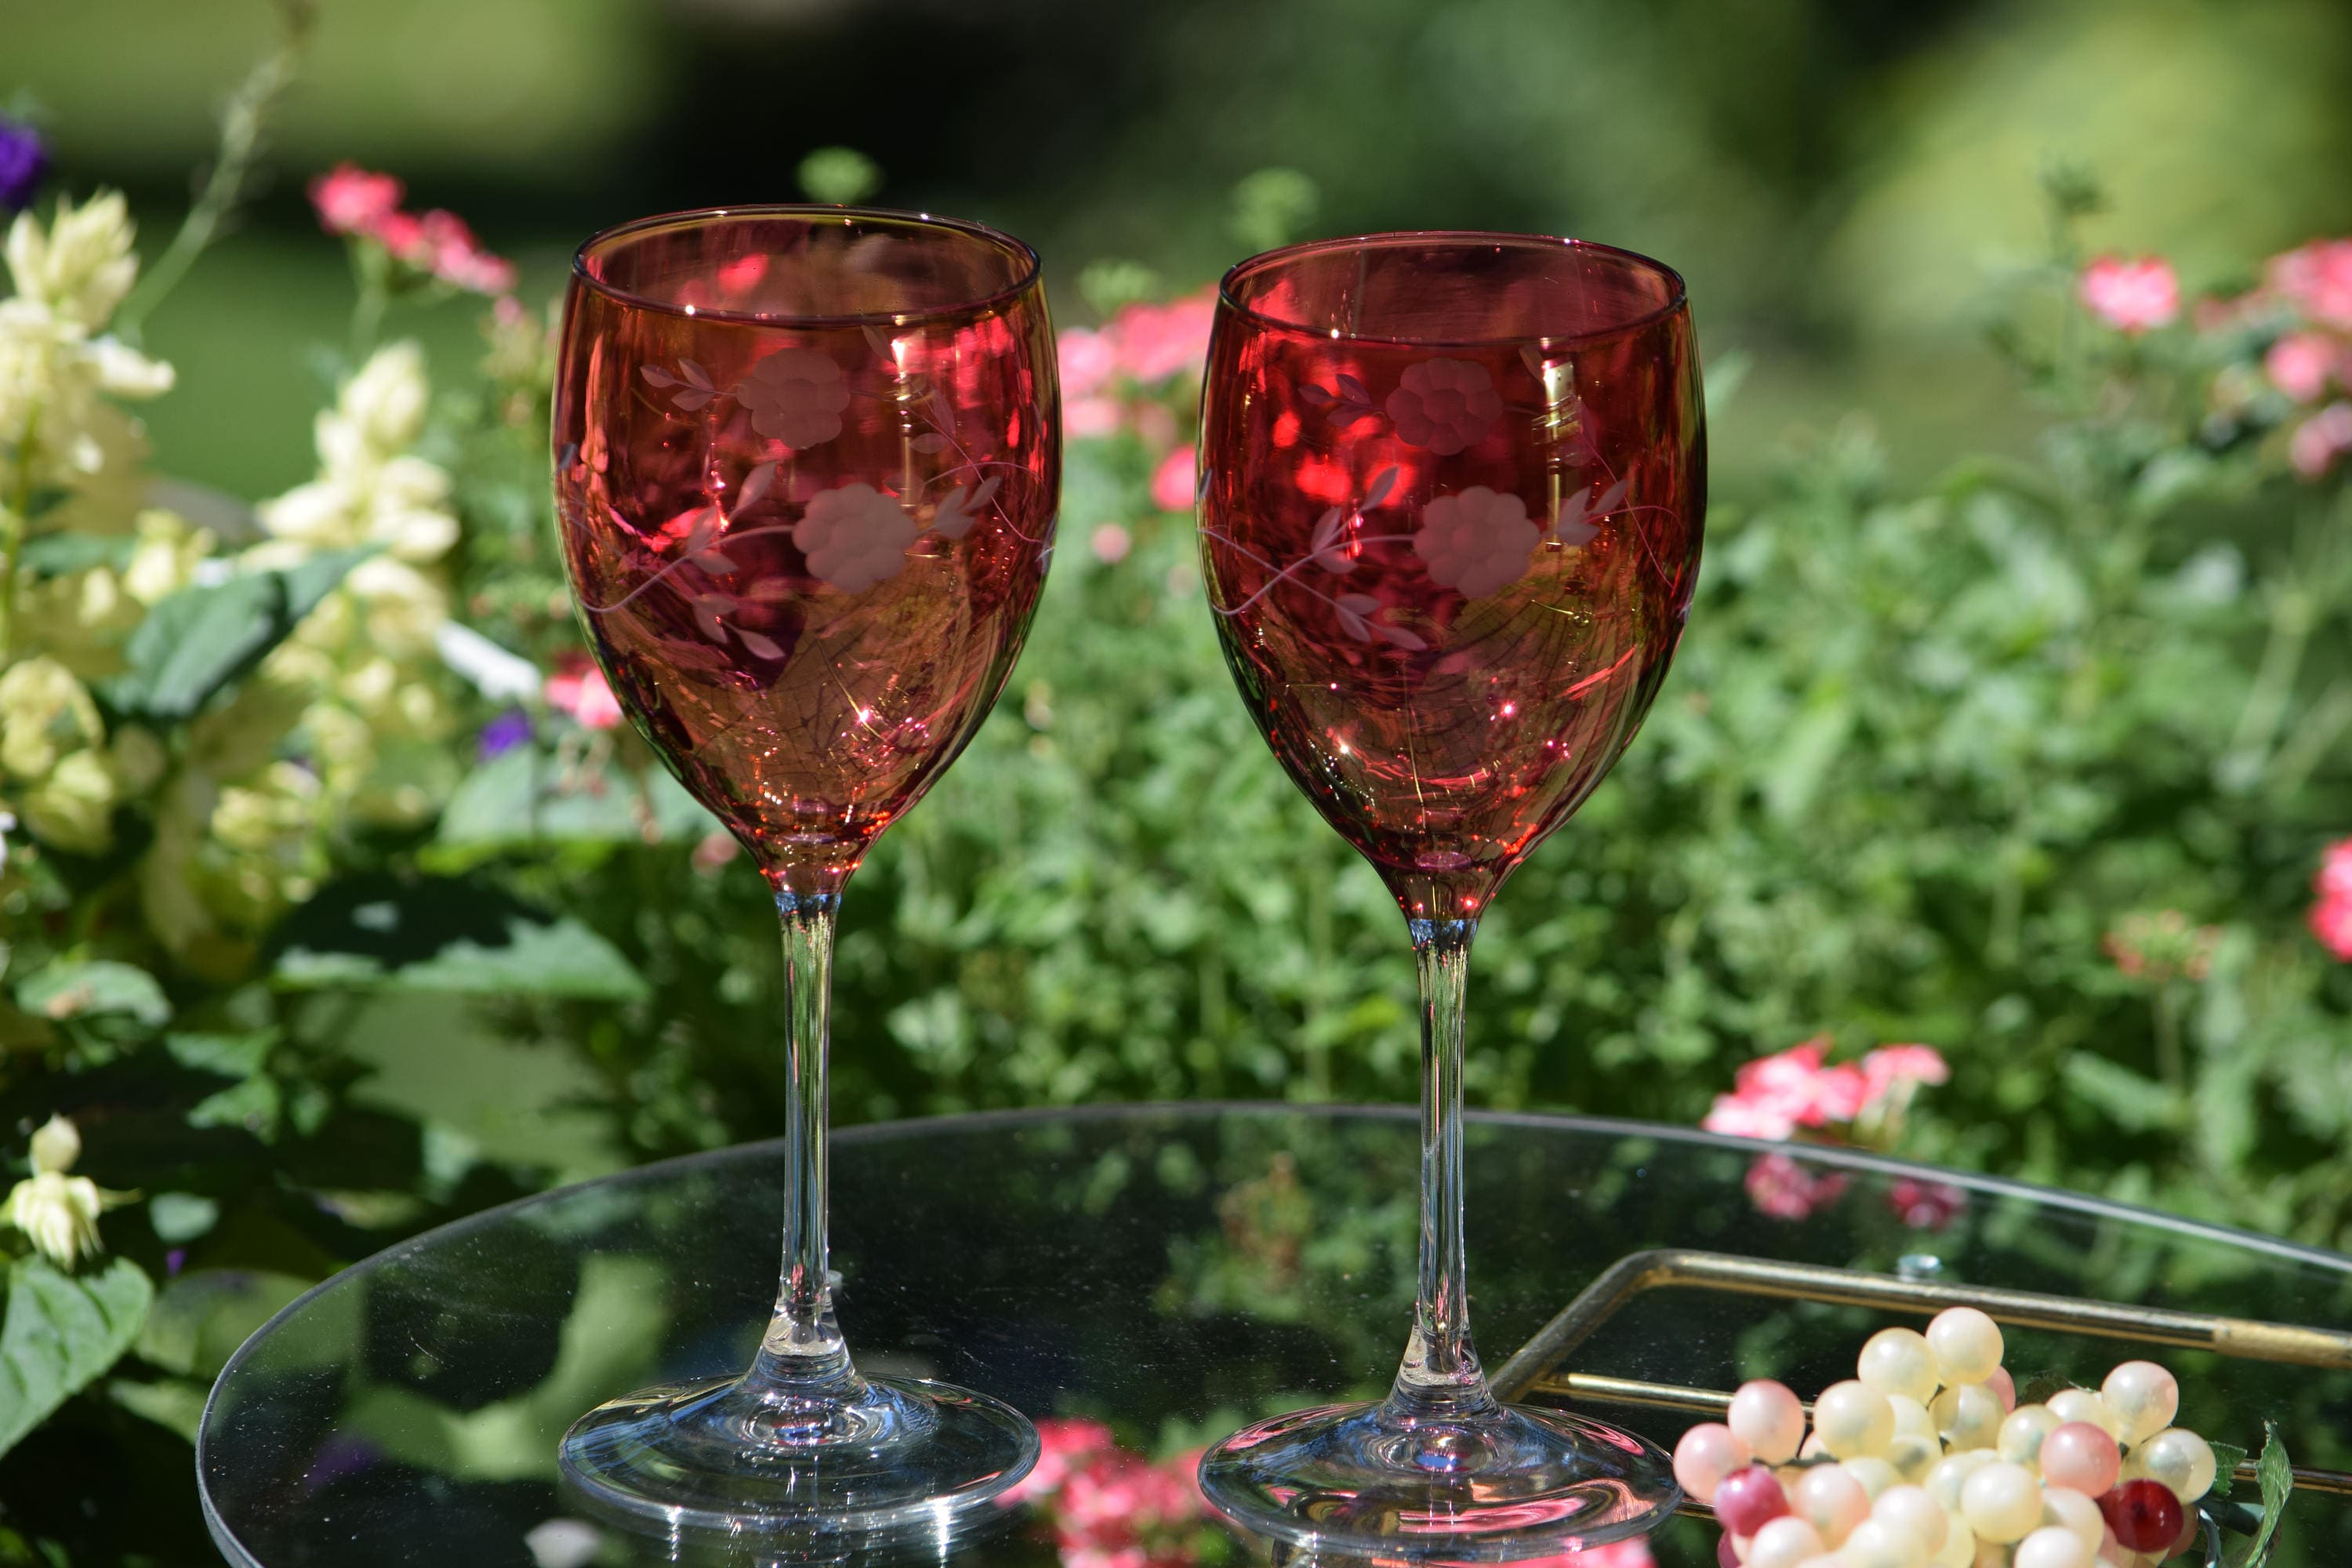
[0, 1258, 151, 1454]
[103, 546, 368, 720]
[796, 146, 883, 207]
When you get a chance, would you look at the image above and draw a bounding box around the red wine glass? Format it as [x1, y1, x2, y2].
[1194, 233, 1704, 1556]
[551, 207, 1055, 1537]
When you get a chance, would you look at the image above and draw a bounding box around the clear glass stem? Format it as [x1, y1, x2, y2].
[747, 887, 863, 1408]
[1385, 915, 1501, 1426]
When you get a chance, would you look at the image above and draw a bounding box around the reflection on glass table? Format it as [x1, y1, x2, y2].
[198, 1106, 2352, 1566]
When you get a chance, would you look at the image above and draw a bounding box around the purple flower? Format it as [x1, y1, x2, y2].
[165, 1248, 187, 1276]
[477, 708, 533, 760]
[0, 121, 49, 214]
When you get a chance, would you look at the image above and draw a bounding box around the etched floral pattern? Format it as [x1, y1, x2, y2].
[1414, 485, 1540, 597]
[735, 347, 850, 447]
[793, 482, 920, 592]
[1385, 358, 1502, 454]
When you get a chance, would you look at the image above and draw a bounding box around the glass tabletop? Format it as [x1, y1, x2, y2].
[197, 1105, 2352, 1566]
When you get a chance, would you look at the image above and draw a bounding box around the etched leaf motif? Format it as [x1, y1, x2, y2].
[1363, 466, 1401, 509]
[1309, 506, 1354, 574]
[671, 389, 715, 412]
[691, 550, 739, 575]
[1335, 372, 1369, 405]
[640, 365, 680, 389]
[691, 592, 736, 641]
[931, 476, 1003, 541]
[1298, 383, 1336, 408]
[1372, 622, 1428, 652]
[862, 324, 895, 363]
[909, 433, 954, 455]
[1334, 591, 1381, 644]
[1336, 404, 1381, 431]
[1196, 466, 1214, 506]
[1310, 506, 1345, 553]
[677, 506, 722, 557]
[736, 628, 784, 660]
[929, 390, 959, 437]
[735, 461, 779, 513]
[678, 359, 713, 390]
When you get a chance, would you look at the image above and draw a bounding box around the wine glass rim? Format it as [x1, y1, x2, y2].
[1218, 230, 1689, 350]
[570, 203, 1044, 328]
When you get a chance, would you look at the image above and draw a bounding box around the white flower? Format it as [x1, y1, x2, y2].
[5, 192, 139, 328]
[89, 336, 174, 398]
[737, 348, 849, 448]
[0, 811, 14, 872]
[29, 1116, 80, 1175]
[1414, 486, 1539, 597]
[335, 339, 430, 454]
[0, 658, 106, 781]
[260, 341, 459, 567]
[20, 748, 120, 854]
[793, 483, 916, 592]
[6, 1172, 108, 1267]
[434, 622, 543, 702]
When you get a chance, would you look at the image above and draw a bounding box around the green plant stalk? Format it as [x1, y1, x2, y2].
[111, 0, 316, 340]
[1, 405, 40, 666]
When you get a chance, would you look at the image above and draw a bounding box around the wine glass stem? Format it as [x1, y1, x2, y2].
[1387, 915, 1500, 1425]
[749, 887, 860, 1397]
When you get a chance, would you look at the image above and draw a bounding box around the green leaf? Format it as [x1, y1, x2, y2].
[2248, 1420, 2292, 1565]
[0, 1258, 154, 1457]
[103, 547, 369, 720]
[2207, 1439, 2248, 1501]
[108, 1375, 208, 1441]
[274, 875, 648, 1003]
[17, 532, 136, 578]
[437, 747, 716, 851]
[14, 960, 171, 1029]
[136, 1268, 310, 1381]
[2060, 1051, 2185, 1133]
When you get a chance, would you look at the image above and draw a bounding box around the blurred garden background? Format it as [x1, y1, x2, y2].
[4, 0, 2352, 1559]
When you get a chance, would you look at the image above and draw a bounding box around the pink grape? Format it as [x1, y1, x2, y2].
[1730, 1379, 1808, 1463]
[2038, 1422, 2121, 1497]
[1675, 1422, 1751, 1504]
[1716, 1465, 1793, 1537]
[1987, 1366, 2016, 1414]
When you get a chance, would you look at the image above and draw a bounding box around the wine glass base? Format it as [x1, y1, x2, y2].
[1197, 1399, 1679, 1561]
[558, 1372, 1040, 1543]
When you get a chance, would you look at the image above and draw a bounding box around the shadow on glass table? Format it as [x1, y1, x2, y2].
[195, 1105, 2352, 1566]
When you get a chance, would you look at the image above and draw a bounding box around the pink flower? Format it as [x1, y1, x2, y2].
[2289, 401, 2352, 478]
[407, 209, 514, 294]
[1054, 1448, 1204, 1568]
[1091, 523, 1133, 564]
[1060, 328, 1116, 401]
[1385, 358, 1503, 455]
[2310, 840, 2352, 960]
[2267, 332, 2337, 402]
[691, 829, 740, 873]
[1105, 291, 1216, 385]
[1151, 446, 1196, 514]
[737, 347, 849, 448]
[793, 482, 916, 592]
[309, 163, 403, 237]
[545, 657, 623, 729]
[2269, 239, 2352, 329]
[1000, 1417, 1116, 1507]
[2080, 256, 2180, 333]
[2317, 839, 2352, 904]
[1066, 397, 1124, 438]
[1860, 1044, 1948, 1109]
[1414, 485, 1538, 597]
[1888, 1177, 1966, 1231]
[1729, 1037, 1871, 1128]
[1700, 1094, 1800, 1142]
[1744, 1152, 1849, 1221]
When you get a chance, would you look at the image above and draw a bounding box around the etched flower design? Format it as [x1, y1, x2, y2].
[1414, 486, 1538, 597]
[794, 482, 916, 592]
[929, 475, 1002, 540]
[737, 347, 849, 448]
[1385, 358, 1501, 455]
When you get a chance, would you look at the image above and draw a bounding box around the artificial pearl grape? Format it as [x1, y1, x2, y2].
[1675, 1423, 1751, 1504]
[1748, 1515, 1827, 1568]
[2040, 1485, 2107, 1555]
[1871, 1485, 1950, 1553]
[2012, 1524, 2092, 1568]
[1730, 1379, 1809, 1464]
[2046, 1388, 2122, 1441]
[1959, 1460, 2044, 1544]
[1928, 1514, 1976, 1568]
[1715, 1533, 1739, 1568]
[1926, 1308, 2005, 1385]
[1930, 1382, 2004, 1451]
[1840, 1519, 1928, 1568]
[2098, 1479, 2185, 1553]
[1998, 1403, 2061, 1466]
[2099, 1362, 2179, 1444]
[1842, 1457, 1901, 1500]
[1816, 1381, 1896, 1458]
[1887, 1434, 1940, 1483]
[1969, 1545, 2008, 1568]
[1859, 1328, 1944, 1404]
[1716, 1465, 1793, 1537]
[1792, 1461, 1871, 1548]
[1889, 1395, 1936, 1442]
[1925, 1451, 1994, 1512]
[1798, 1429, 1828, 1460]
[1987, 1366, 2016, 1414]
[2040, 1421, 2122, 1497]
[2136, 1427, 2218, 1503]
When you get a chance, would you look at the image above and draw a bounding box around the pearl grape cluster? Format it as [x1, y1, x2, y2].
[1671, 1308, 2219, 1567]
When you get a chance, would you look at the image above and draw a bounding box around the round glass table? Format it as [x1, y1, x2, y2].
[198, 1105, 2352, 1566]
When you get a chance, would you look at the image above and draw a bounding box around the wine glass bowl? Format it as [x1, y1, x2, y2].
[550, 206, 1055, 1537]
[1196, 233, 1704, 1557]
